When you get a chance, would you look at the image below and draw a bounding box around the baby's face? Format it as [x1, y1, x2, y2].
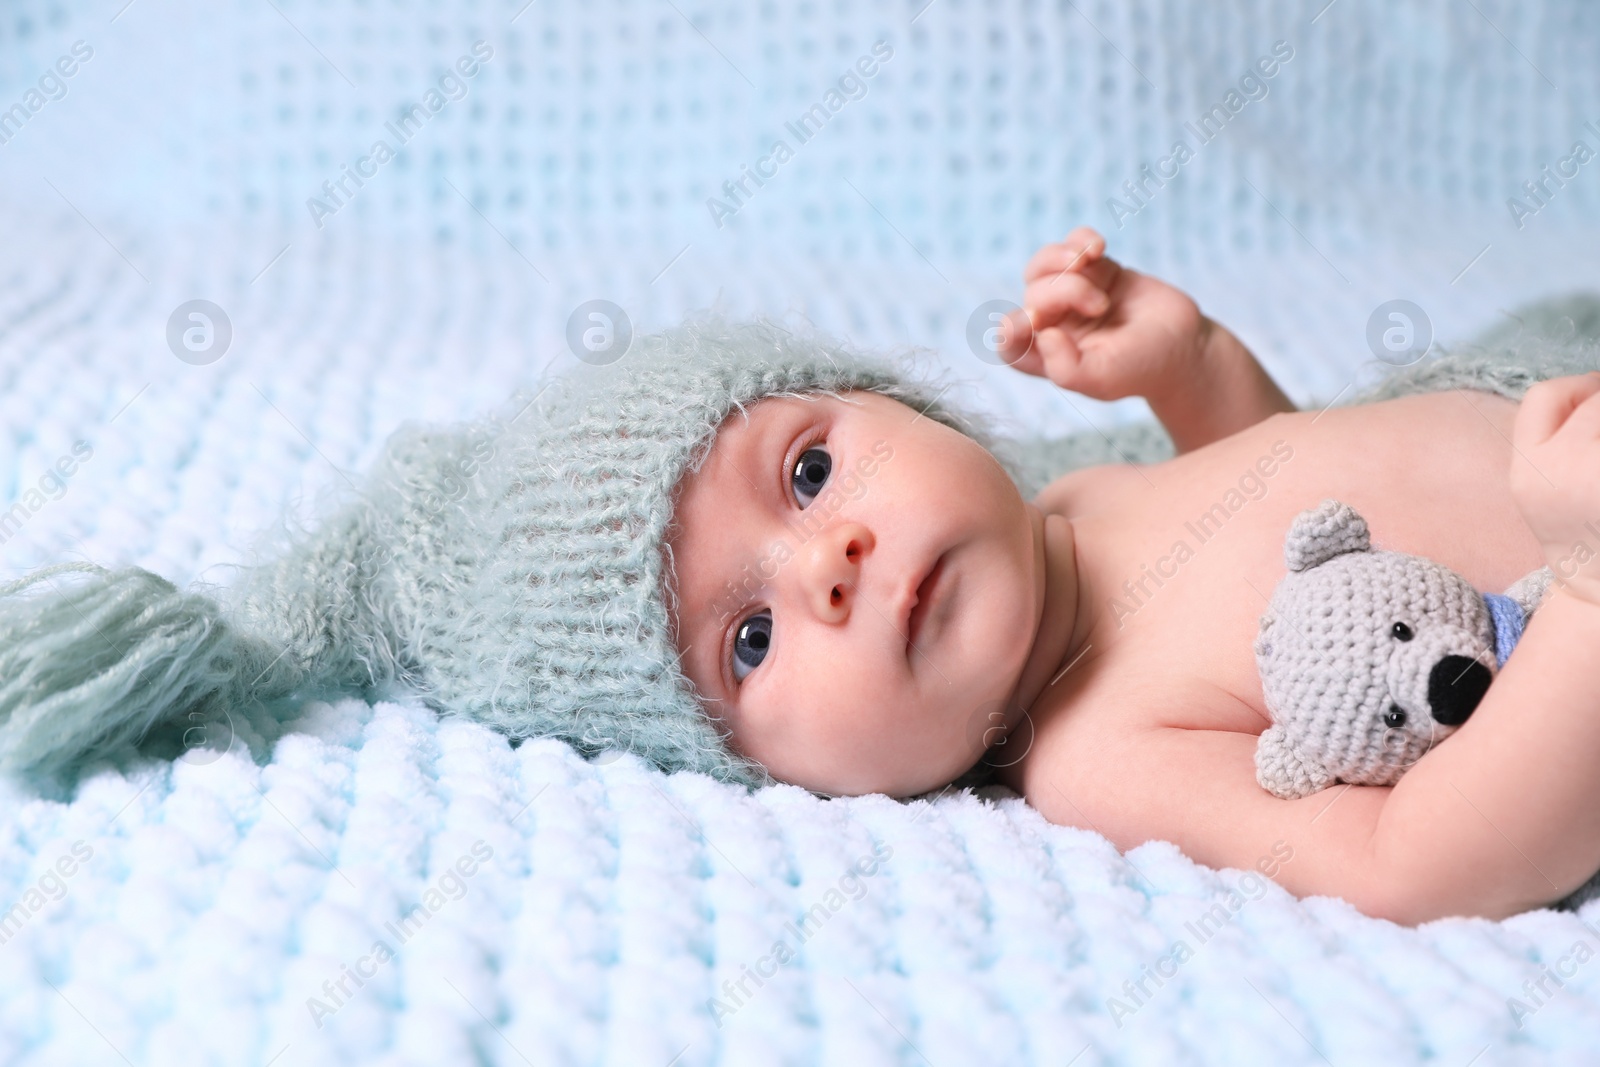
[666, 390, 1042, 797]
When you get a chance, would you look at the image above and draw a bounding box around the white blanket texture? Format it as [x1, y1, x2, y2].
[2, 0, 1600, 1062]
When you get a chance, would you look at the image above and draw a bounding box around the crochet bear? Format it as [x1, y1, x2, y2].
[1253, 499, 1552, 800]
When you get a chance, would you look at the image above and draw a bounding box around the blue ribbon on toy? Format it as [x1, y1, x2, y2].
[1482, 592, 1526, 669]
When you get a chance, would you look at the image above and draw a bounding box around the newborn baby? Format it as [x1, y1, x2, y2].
[4, 230, 1596, 929]
[665, 227, 1600, 924]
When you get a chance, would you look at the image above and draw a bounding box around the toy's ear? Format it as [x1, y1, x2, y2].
[1253, 611, 1276, 659]
[1504, 566, 1555, 616]
[1283, 499, 1371, 573]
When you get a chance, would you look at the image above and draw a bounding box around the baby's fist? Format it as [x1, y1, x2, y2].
[1511, 373, 1600, 607]
[998, 226, 1205, 405]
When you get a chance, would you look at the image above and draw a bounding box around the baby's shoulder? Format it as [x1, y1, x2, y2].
[1033, 461, 1148, 518]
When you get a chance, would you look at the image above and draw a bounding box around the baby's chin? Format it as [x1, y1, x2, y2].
[853, 739, 996, 798]
[784, 759, 977, 800]
[771, 693, 1016, 798]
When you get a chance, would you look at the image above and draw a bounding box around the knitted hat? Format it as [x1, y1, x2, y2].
[0, 316, 1018, 788]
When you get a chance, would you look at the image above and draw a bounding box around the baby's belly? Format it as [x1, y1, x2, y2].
[1054, 389, 1547, 732]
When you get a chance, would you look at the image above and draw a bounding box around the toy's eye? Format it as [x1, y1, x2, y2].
[1391, 622, 1414, 641]
[792, 446, 831, 507]
[731, 610, 773, 681]
[1383, 705, 1407, 728]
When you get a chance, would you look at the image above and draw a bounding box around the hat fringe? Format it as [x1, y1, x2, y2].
[0, 563, 314, 775]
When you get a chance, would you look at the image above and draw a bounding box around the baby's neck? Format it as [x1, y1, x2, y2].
[1007, 505, 1090, 717]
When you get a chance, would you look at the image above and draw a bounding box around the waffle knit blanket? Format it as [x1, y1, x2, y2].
[4, 0, 1600, 1063]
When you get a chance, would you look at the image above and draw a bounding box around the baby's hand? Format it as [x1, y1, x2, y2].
[1512, 373, 1600, 608]
[998, 226, 1208, 404]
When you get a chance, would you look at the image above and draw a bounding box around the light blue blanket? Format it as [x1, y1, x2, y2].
[2, 0, 1600, 1063]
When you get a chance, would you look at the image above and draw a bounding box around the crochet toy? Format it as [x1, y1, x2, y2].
[1253, 499, 1553, 800]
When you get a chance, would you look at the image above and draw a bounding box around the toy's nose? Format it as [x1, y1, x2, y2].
[1428, 655, 1492, 726]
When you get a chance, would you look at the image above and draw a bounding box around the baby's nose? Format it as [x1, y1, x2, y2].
[1427, 655, 1492, 725]
[799, 522, 873, 623]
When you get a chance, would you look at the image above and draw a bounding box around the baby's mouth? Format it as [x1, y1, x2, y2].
[906, 554, 946, 652]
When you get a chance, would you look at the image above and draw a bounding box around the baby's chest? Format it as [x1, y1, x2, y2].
[1058, 393, 1544, 730]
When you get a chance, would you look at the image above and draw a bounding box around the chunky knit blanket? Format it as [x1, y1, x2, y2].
[4, 0, 1600, 1063]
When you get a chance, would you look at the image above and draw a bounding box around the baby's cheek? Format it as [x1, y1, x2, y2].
[967, 556, 1036, 666]
[804, 671, 912, 772]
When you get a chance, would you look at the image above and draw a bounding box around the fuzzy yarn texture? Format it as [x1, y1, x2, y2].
[0, 316, 1025, 791]
[407, 317, 1027, 789]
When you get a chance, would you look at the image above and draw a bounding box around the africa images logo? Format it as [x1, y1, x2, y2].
[0, 442, 94, 547]
[306, 41, 494, 229]
[0, 40, 93, 147]
[706, 41, 894, 228]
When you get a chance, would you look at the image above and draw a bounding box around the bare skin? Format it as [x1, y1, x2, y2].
[666, 226, 1600, 924]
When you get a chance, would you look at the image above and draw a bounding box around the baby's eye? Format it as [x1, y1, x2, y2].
[792, 446, 832, 507]
[732, 610, 773, 680]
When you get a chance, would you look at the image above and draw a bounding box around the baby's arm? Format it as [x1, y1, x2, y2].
[1000, 227, 1294, 454]
[1037, 594, 1600, 923]
[1372, 374, 1600, 917]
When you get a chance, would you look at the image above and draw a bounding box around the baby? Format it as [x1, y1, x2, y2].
[664, 227, 1600, 925]
[3, 229, 1598, 929]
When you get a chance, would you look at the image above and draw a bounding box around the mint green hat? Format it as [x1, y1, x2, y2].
[0, 316, 1018, 789]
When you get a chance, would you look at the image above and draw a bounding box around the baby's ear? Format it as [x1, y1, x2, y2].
[1283, 499, 1371, 573]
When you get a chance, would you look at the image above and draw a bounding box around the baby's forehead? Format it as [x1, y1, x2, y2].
[687, 389, 906, 485]
[667, 389, 889, 578]
[680, 393, 822, 493]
